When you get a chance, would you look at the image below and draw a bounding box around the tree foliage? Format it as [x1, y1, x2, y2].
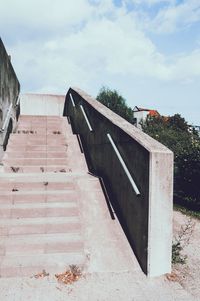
[96, 87, 133, 123]
[142, 114, 200, 211]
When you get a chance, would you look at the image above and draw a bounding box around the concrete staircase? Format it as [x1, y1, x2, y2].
[0, 115, 86, 277]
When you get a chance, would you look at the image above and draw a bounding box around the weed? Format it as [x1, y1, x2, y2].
[53, 131, 61, 135]
[11, 167, 20, 173]
[172, 217, 195, 264]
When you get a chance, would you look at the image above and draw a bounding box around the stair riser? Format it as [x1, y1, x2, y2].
[0, 182, 75, 191]
[2, 241, 84, 256]
[3, 166, 71, 173]
[3, 158, 68, 166]
[0, 207, 78, 218]
[0, 223, 81, 236]
[4, 152, 68, 158]
[0, 256, 84, 278]
[0, 193, 77, 204]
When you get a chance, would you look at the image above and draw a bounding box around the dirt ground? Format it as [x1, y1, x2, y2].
[173, 210, 200, 299]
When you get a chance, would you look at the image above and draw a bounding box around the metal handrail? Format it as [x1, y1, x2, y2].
[15, 95, 20, 106]
[0, 103, 12, 132]
[70, 93, 75, 107]
[107, 133, 140, 196]
[80, 105, 93, 132]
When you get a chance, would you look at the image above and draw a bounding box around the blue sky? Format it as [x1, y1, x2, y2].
[1, 0, 200, 124]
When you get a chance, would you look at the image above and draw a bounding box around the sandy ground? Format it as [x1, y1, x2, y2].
[172, 210, 200, 299]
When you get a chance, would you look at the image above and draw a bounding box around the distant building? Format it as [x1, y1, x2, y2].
[192, 125, 200, 136]
[133, 106, 160, 129]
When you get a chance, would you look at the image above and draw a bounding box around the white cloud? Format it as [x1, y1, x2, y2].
[123, 0, 175, 5]
[6, 0, 200, 94]
[147, 0, 200, 33]
[1, 0, 200, 125]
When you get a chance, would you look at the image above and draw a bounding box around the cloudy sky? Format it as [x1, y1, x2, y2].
[1, 0, 200, 124]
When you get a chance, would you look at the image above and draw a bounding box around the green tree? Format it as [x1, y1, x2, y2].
[96, 87, 133, 123]
[142, 114, 200, 211]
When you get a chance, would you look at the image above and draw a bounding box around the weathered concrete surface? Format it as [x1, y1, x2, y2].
[0, 38, 20, 157]
[20, 94, 65, 116]
[63, 87, 173, 277]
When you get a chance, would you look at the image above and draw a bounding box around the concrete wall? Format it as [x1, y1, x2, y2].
[63, 87, 173, 277]
[0, 38, 20, 157]
[20, 94, 65, 116]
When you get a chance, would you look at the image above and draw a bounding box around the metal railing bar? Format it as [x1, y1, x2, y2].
[15, 95, 20, 106]
[69, 93, 75, 107]
[80, 105, 93, 132]
[0, 103, 12, 132]
[76, 134, 84, 153]
[107, 133, 140, 196]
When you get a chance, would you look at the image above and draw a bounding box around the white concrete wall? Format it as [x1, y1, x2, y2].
[20, 94, 65, 116]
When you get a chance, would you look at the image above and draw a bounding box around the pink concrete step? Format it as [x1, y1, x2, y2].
[8, 139, 68, 145]
[0, 190, 77, 204]
[2, 158, 68, 166]
[0, 216, 81, 236]
[0, 233, 84, 256]
[0, 252, 85, 278]
[0, 202, 79, 219]
[5, 145, 68, 152]
[0, 181, 75, 191]
[3, 166, 72, 173]
[4, 151, 68, 158]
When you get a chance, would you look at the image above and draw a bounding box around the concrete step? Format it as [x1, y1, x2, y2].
[0, 252, 85, 277]
[0, 232, 84, 256]
[0, 181, 75, 191]
[0, 216, 81, 236]
[0, 202, 79, 218]
[5, 145, 68, 152]
[3, 166, 71, 173]
[3, 151, 68, 158]
[0, 191, 77, 204]
[7, 140, 68, 146]
[2, 158, 68, 166]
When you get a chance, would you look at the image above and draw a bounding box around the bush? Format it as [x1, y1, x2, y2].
[96, 86, 133, 123]
[142, 114, 200, 211]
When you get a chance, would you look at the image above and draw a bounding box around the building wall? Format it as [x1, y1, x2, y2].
[133, 111, 149, 128]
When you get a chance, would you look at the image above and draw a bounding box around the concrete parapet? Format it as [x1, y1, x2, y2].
[63, 87, 173, 277]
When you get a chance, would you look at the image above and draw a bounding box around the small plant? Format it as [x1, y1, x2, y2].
[12, 188, 18, 192]
[53, 131, 61, 134]
[11, 166, 20, 173]
[172, 217, 195, 264]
